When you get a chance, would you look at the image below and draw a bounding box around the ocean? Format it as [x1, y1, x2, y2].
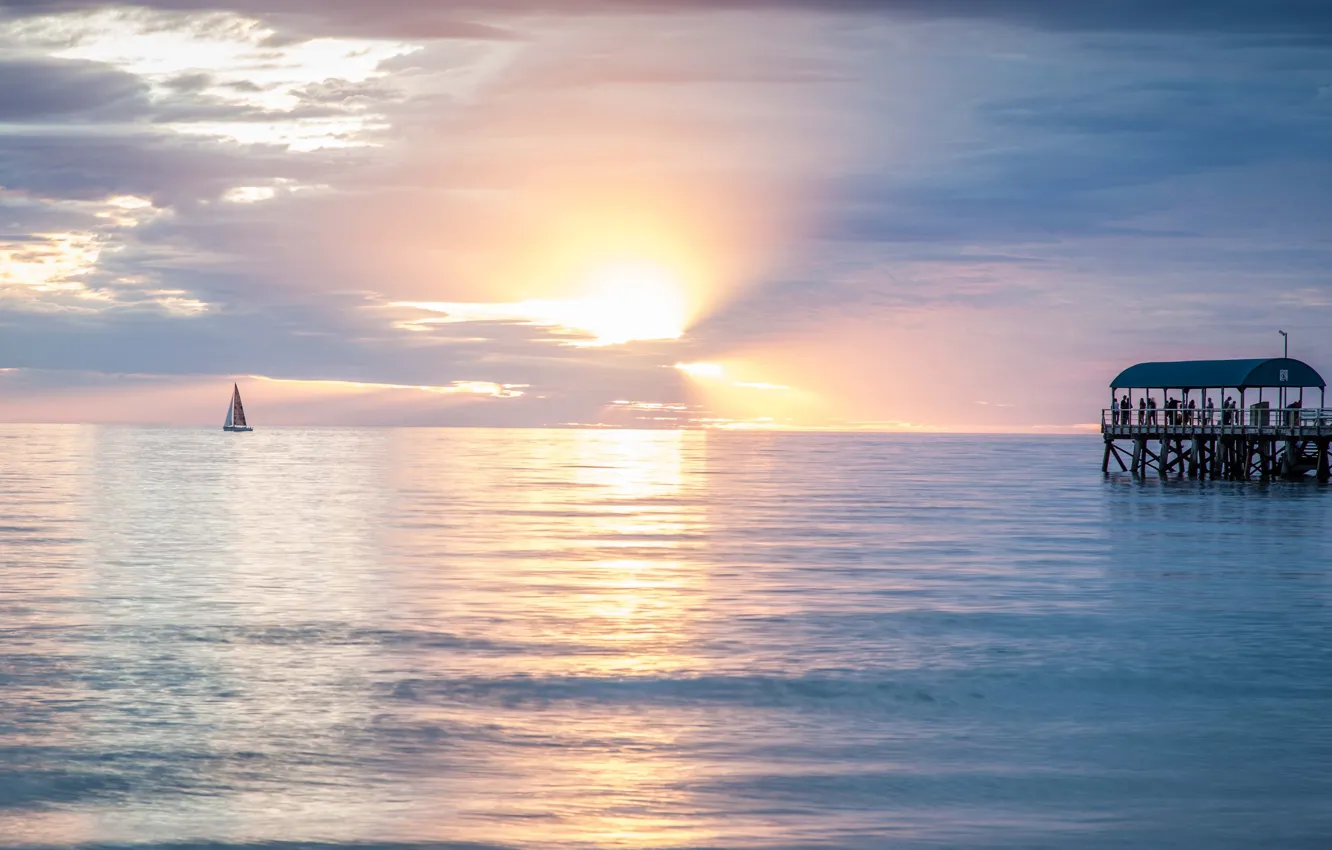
[2, 426, 1330, 849]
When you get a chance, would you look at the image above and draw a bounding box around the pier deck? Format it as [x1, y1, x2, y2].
[1101, 409, 1332, 481]
[1102, 409, 1332, 440]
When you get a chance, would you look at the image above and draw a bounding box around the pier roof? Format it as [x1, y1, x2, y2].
[1111, 358, 1325, 390]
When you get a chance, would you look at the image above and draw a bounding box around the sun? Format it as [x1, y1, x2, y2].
[392, 261, 696, 347]
[558, 262, 690, 346]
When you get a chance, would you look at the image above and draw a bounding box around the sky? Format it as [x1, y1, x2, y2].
[1, 0, 1330, 430]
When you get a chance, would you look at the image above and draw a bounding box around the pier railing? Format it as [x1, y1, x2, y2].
[1101, 407, 1332, 435]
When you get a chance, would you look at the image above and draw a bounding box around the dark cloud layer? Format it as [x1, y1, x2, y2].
[0, 58, 148, 119]
[0, 133, 334, 202]
[5, 0, 1332, 39]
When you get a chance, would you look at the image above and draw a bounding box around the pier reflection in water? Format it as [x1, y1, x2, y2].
[2, 427, 1331, 849]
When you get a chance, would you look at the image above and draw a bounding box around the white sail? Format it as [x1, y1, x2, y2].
[223, 383, 252, 431]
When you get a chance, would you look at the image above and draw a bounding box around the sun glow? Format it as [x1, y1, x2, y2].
[395, 261, 692, 347]
[566, 263, 689, 346]
[673, 362, 724, 378]
[671, 355, 826, 428]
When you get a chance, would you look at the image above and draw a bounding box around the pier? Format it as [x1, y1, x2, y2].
[1101, 358, 1330, 481]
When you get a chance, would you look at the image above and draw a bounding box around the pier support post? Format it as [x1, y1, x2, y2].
[1188, 437, 1200, 479]
[1131, 438, 1144, 478]
[1158, 439, 1169, 480]
[1318, 440, 1330, 483]
[1102, 439, 1111, 474]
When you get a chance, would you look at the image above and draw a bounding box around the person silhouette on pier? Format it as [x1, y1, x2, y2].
[1139, 397, 1147, 425]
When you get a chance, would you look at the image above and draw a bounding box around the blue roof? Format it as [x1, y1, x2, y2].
[1110, 358, 1325, 390]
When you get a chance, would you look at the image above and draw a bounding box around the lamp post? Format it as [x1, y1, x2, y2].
[1279, 330, 1289, 409]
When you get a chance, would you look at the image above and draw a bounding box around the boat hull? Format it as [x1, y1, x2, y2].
[223, 426, 253, 432]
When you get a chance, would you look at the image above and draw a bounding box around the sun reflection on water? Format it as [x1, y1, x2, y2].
[386, 428, 708, 673]
[376, 428, 725, 846]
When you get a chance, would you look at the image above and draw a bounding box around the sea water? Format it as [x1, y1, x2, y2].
[2, 426, 1330, 849]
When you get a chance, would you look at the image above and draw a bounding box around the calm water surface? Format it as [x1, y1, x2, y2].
[2, 426, 1330, 849]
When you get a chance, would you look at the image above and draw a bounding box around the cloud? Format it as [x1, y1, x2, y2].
[2, 7, 422, 150]
[0, 57, 149, 120]
[5, 1, 1332, 39]
[2, 0, 1332, 32]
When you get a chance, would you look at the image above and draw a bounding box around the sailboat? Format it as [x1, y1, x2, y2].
[223, 383, 253, 432]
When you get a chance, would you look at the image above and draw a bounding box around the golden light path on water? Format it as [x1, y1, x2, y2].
[384, 429, 717, 846]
